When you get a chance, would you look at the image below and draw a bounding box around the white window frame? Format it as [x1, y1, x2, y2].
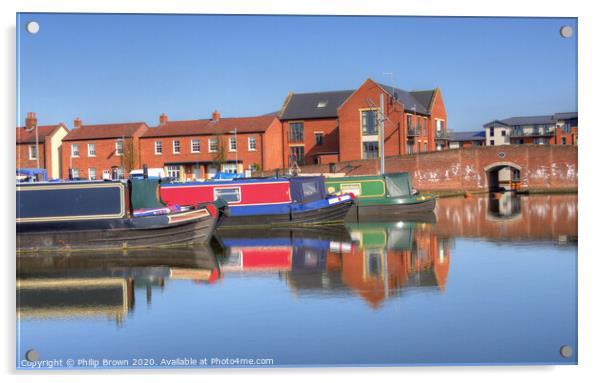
[209, 138, 218, 153]
[88, 143, 96, 157]
[102, 169, 111, 180]
[71, 144, 80, 158]
[28, 145, 37, 160]
[213, 186, 242, 204]
[155, 141, 163, 155]
[191, 139, 200, 153]
[229, 137, 237, 152]
[115, 140, 124, 156]
[72, 168, 80, 178]
[173, 140, 181, 154]
[88, 167, 97, 180]
[248, 136, 257, 151]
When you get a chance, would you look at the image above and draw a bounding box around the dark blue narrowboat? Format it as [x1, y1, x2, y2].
[160, 176, 354, 228]
[16, 179, 227, 252]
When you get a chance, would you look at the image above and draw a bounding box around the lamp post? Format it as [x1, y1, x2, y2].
[34, 122, 40, 170]
[229, 128, 238, 173]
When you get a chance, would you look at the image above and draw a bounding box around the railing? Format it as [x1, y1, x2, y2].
[288, 132, 304, 143]
[407, 126, 422, 136]
[511, 129, 555, 137]
[435, 130, 450, 140]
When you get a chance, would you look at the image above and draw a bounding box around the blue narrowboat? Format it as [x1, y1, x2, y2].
[160, 176, 354, 228]
[16, 178, 227, 252]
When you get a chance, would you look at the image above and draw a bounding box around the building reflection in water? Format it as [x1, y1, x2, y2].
[216, 222, 452, 309]
[434, 193, 577, 242]
[16, 246, 220, 325]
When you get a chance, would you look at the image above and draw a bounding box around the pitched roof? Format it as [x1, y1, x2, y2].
[279, 90, 354, 120]
[449, 131, 486, 141]
[16, 124, 66, 144]
[500, 115, 556, 126]
[142, 116, 277, 138]
[553, 112, 578, 120]
[62, 122, 148, 141]
[376, 83, 435, 115]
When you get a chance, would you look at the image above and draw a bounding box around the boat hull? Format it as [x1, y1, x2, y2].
[219, 199, 354, 229]
[345, 197, 437, 222]
[17, 209, 218, 253]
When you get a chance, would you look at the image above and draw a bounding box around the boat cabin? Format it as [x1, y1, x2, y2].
[325, 173, 414, 199]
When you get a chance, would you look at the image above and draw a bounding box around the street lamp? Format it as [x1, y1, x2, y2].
[228, 128, 238, 173]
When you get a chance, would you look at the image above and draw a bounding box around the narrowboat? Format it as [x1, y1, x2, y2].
[16, 178, 227, 252]
[160, 176, 354, 228]
[324, 172, 436, 221]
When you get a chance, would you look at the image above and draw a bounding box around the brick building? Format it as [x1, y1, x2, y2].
[483, 112, 578, 146]
[139, 111, 283, 181]
[448, 131, 485, 149]
[278, 78, 449, 167]
[61, 119, 148, 180]
[16, 112, 68, 179]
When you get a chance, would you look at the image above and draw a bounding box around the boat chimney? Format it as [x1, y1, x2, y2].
[143, 164, 148, 179]
[159, 113, 168, 126]
[25, 112, 37, 131]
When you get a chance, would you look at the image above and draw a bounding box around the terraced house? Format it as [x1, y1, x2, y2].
[61, 119, 148, 180]
[278, 78, 449, 167]
[16, 112, 69, 179]
[138, 111, 283, 181]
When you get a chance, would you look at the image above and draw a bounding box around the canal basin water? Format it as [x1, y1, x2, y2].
[16, 193, 577, 368]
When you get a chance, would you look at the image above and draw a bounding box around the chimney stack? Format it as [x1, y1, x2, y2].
[73, 117, 82, 129]
[211, 110, 221, 121]
[25, 112, 37, 131]
[159, 113, 169, 126]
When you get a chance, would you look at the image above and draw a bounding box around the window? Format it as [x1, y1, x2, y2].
[88, 143, 96, 157]
[229, 137, 237, 152]
[102, 170, 111, 180]
[406, 115, 412, 129]
[490, 140, 494, 146]
[222, 163, 238, 174]
[173, 140, 181, 154]
[361, 110, 378, 136]
[289, 146, 305, 166]
[71, 144, 80, 158]
[248, 136, 257, 151]
[362, 142, 379, 159]
[489, 128, 494, 137]
[317, 101, 328, 108]
[214, 187, 242, 203]
[562, 137, 567, 145]
[289, 122, 304, 143]
[501, 130, 506, 136]
[424, 142, 428, 152]
[209, 138, 218, 152]
[166, 165, 181, 180]
[28, 145, 37, 160]
[407, 141, 414, 154]
[436, 119, 444, 131]
[115, 140, 124, 156]
[191, 139, 200, 153]
[71, 168, 80, 178]
[315, 133, 324, 146]
[155, 141, 163, 155]
[88, 168, 96, 180]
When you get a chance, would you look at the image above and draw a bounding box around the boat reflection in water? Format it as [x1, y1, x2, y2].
[216, 216, 451, 309]
[16, 246, 219, 325]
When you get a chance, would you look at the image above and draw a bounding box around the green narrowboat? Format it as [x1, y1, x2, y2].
[325, 172, 436, 221]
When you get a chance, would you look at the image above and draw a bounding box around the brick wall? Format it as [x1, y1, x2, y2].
[265, 145, 578, 192]
[282, 118, 339, 167]
[16, 143, 44, 170]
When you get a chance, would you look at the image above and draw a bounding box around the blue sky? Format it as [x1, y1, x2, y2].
[17, 14, 577, 131]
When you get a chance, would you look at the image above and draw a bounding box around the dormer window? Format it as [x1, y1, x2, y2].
[317, 101, 328, 108]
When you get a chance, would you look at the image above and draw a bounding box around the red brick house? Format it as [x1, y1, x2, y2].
[16, 112, 69, 179]
[139, 111, 283, 181]
[278, 78, 449, 167]
[61, 119, 148, 180]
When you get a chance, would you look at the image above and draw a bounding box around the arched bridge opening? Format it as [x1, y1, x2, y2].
[484, 162, 522, 192]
